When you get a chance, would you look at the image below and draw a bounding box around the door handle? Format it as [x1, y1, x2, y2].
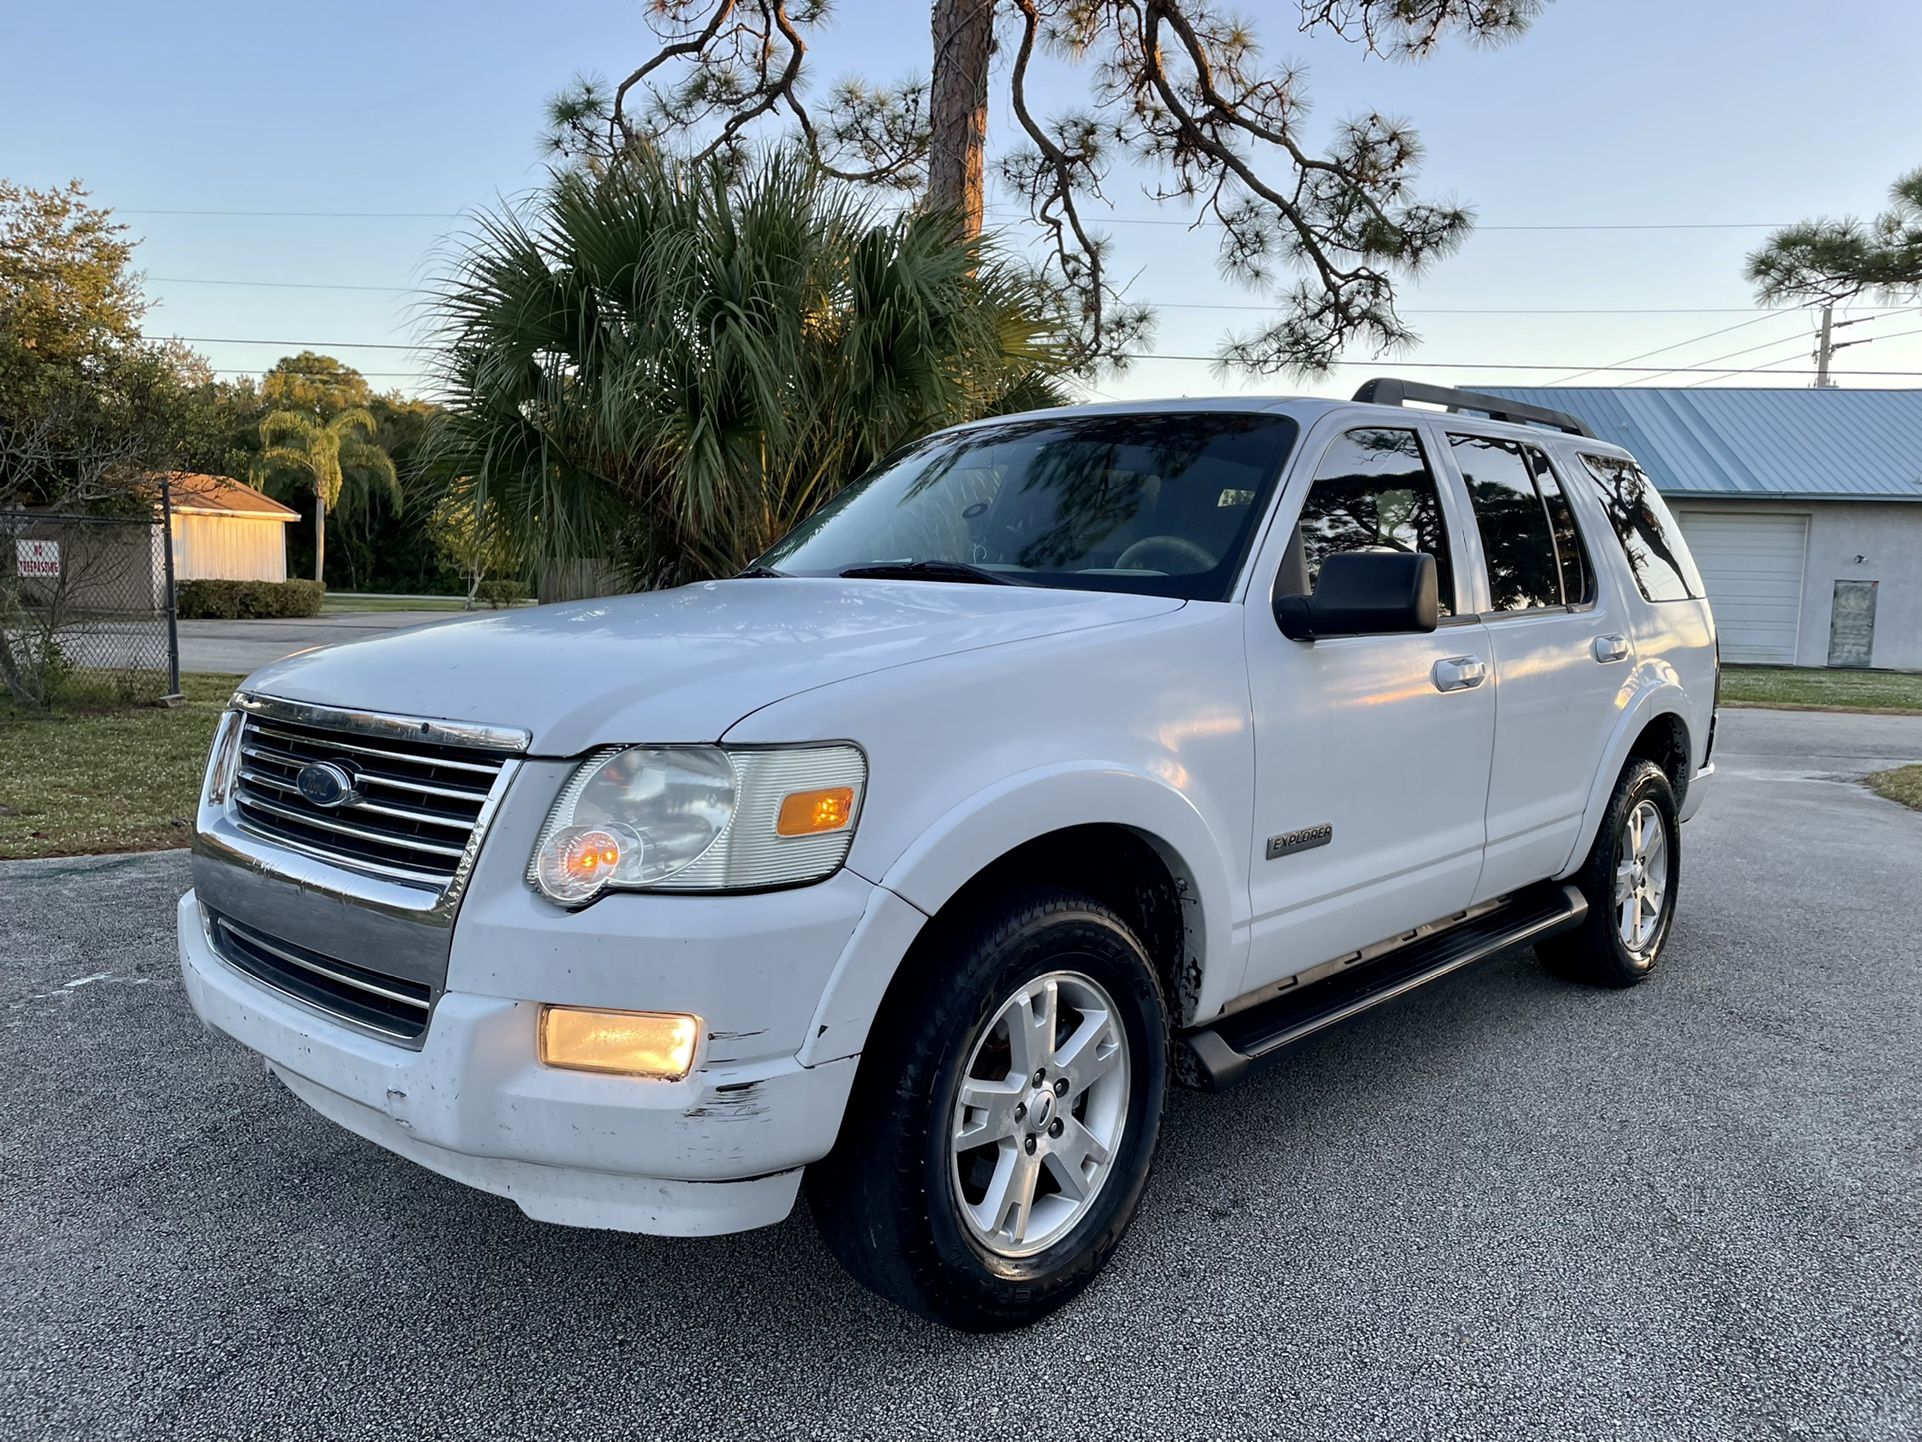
[1592, 634, 1630, 663]
[1432, 655, 1487, 692]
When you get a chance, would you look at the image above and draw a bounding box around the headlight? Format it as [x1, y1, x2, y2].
[528, 744, 866, 906]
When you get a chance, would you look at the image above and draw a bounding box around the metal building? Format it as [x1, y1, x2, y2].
[1484, 387, 1922, 669]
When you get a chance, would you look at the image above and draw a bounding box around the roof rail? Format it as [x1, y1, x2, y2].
[1350, 378, 1594, 438]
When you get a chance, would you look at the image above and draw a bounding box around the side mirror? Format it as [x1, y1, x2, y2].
[1274, 550, 1440, 642]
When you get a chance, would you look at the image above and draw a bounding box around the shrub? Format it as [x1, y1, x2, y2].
[473, 578, 527, 609]
[176, 578, 326, 620]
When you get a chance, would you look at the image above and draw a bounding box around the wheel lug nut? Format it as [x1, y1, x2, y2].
[1014, 1102, 1026, 1121]
[1049, 1118, 1064, 1137]
[1024, 1136, 1036, 1155]
[1053, 1078, 1069, 1096]
[1033, 1069, 1046, 1086]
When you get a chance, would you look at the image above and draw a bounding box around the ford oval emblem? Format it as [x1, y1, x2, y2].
[296, 760, 359, 810]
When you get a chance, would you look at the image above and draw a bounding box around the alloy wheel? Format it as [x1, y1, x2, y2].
[949, 970, 1131, 1259]
[1616, 798, 1669, 954]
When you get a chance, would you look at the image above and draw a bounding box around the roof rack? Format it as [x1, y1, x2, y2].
[1350, 378, 1595, 438]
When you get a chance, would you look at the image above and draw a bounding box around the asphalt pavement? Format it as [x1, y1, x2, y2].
[2, 708, 1918, 1440]
[176, 611, 460, 675]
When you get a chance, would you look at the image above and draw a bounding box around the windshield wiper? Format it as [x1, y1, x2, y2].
[737, 564, 789, 578]
[838, 559, 1016, 586]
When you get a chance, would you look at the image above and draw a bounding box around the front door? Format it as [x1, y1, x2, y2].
[1240, 422, 1497, 994]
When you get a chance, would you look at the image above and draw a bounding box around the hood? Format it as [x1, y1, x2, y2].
[242, 579, 1184, 754]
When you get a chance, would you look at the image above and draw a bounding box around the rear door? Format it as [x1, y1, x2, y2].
[1240, 420, 1496, 992]
[1437, 429, 1628, 900]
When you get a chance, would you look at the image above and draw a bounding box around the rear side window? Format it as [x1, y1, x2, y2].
[1578, 455, 1706, 603]
[1448, 433, 1564, 611]
[1528, 449, 1592, 606]
[1279, 426, 1456, 616]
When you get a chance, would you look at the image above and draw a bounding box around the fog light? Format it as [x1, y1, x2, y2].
[538, 1006, 700, 1080]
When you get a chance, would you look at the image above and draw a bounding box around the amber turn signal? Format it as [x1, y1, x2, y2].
[775, 785, 856, 837]
[538, 1006, 700, 1080]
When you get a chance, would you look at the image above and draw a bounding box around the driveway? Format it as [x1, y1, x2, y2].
[3, 709, 1919, 1440]
[176, 611, 461, 675]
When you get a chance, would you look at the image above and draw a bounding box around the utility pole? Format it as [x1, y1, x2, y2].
[1812, 304, 1836, 389]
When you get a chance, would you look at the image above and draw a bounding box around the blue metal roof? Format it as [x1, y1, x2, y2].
[1478, 387, 1922, 502]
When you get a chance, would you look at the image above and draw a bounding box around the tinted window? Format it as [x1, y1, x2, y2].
[760, 412, 1298, 601]
[1578, 455, 1706, 603]
[1449, 433, 1561, 611]
[1528, 448, 1592, 605]
[1278, 427, 1454, 616]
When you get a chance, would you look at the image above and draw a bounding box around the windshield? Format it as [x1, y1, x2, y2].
[756, 411, 1299, 601]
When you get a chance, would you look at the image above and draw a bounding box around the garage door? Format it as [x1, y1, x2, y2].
[1674, 511, 1807, 664]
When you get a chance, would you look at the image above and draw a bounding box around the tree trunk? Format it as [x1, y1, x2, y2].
[928, 0, 993, 238]
[313, 492, 326, 585]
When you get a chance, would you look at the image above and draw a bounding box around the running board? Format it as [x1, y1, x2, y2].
[1182, 883, 1588, 1090]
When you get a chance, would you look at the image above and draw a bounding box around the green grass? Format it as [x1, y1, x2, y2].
[1720, 666, 1922, 715]
[0, 673, 239, 860]
[1867, 764, 1922, 812]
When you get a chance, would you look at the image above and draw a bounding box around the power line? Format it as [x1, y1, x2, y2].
[147, 272, 1906, 316]
[1113, 356, 1922, 377]
[208, 367, 425, 379]
[151, 275, 413, 293]
[156, 334, 418, 351]
[124, 207, 463, 219]
[1680, 323, 1922, 388]
[195, 357, 1922, 385]
[124, 202, 1793, 234]
[981, 207, 1786, 233]
[1536, 311, 1797, 388]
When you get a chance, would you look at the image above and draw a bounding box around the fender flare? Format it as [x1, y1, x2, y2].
[1558, 669, 1693, 878]
[796, 763, 1247, 1067]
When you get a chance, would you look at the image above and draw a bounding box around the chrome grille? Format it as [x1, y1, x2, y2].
[208, 910, 432, 1044]
[231, 711, 510, 889]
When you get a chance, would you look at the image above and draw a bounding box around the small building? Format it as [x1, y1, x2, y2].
[159, 472, 299, 582]
[1484, 388, 1922, 669]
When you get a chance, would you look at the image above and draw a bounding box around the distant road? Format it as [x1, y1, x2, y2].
[177, 610, 462, 675]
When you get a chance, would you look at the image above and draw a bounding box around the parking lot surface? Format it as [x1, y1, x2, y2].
[2, 708, 1918, 1440]
[176, 611, 459, 674]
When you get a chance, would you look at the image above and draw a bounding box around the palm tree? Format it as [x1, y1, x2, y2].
[256, 408, 399, 584]
[426, 144, 1068, 591]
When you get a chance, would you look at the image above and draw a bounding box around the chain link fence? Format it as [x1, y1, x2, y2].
[0, 489, 181, 707]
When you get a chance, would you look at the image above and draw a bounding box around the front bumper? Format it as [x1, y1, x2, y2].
[178, 888, 865, 1235]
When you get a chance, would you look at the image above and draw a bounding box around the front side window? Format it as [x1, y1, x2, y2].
[1578, 454, 1706, 603]
[758, 412, 1299, 601]
[1449, 433, 1563, 611]
[1276, 426, 1456, 616]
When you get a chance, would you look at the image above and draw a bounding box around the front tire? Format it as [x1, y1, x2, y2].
[806, 886, 1168, 1331]
[1540, 758, 1681, 988]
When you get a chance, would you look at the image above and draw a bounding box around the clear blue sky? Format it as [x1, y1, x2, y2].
[5, 0, 1920, 401]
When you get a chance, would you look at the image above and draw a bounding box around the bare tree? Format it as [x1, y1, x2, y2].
[548, 0, 1542, 373]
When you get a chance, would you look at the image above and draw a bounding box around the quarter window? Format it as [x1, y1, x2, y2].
[1449, 433, 1563, 611]
[1279, 427, 1455, 616]
[1578, 455, 1706, 603]
[1528, 449, 1592, 606]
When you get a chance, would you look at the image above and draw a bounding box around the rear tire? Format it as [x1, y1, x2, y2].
[806, 886, 1168, 1331]
[1539, 758, 1680, 988]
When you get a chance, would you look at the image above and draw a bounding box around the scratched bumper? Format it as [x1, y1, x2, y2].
[177, 888, 860, 1235]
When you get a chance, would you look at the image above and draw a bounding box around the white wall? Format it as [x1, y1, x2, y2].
[171, 515, 289, 582]
[1674, 500, 1922, 670]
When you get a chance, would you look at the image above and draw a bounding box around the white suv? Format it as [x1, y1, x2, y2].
[179, 380, 1717, 1330]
